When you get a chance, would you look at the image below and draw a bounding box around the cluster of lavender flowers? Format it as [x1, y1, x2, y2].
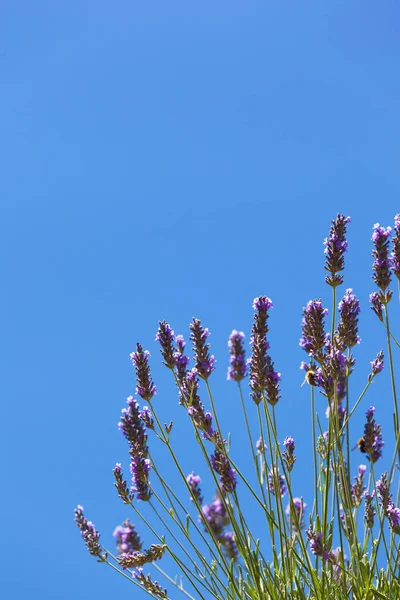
[248, 296, 281, 406]
[376, 472, 400, 535]
[74, 212, 400, 600]
[359, 406, 384, 464]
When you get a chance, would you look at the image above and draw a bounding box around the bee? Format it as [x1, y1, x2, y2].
[352, 437, 367, 453]
[301, 368, 318, 387]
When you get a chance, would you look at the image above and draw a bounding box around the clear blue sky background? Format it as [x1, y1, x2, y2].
[2, 2, 400, 599]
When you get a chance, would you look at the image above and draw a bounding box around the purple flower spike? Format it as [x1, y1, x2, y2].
[300, 299, 328, 363]
[74, 505, 105, 559]
[372, 223, 392, 300]
[324, 214, 351, 287]
[268, 467, 287, 497]
[227, 330, 247, 381]
[200, 495, 238, 561]
[369, 292, 384, 322]
[210, 449, 237, 493]
[113, 463, 134, 504]
[119, 396, 149, 456]
[360, 406, 384, 463]
[283, 436, 296, 471]
[190, 319, 216, 380]
[156, 321, 176, 369]
[391, 214, 400, 281]
[364, 492, 376, 529]
[113, 519, 142, 555]
[249, 297, 280, 405]
[186, 472, 203, 505]
[286, 497, 307, 531]
[130, 344, 157, 401]
[307, 527, 329, 561]
[351, 464, 367, 507]
[336, 288, 361, 350]
[387, 503, 400, 534]
[369, 350, 384, 381]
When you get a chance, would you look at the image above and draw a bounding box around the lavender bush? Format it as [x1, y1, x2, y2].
[75, 215, 400, 600]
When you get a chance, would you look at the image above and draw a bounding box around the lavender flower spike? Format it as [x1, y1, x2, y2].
[391, 214, 400, 281]
[268, 467, 287, 497]
[369, 292, 384, 322]
[369, 350, 384, 381]
[190, 318, 216, 380]
[211, 448, 237, 493]
[186, 472, 203, 505]
[113, 463, 134, 504]
[336, 288, 361, 351]
[113, 519, 142, 555]
[249, 296, 281, 405]
[282, 436, 296, 471]
[156, 321, 176, 369]
[286, 497, 307, 531]
[372, 223, 392, 300]
[360, 406, 384, 463]
[227, 330, 247, 381]
[324, 213, 351, 287]
[130, 344, 157, 401]
[300, 299, 328, 363]
[74, 505, 105, 559]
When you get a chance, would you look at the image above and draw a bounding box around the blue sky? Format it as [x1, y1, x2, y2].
[2, 2, 400, 599]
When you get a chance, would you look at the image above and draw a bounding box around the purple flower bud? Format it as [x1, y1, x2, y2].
[74, 505, 104, 559]
[369, 292, 384, 321]
[369, 350, 384, 380]
[364, 492, 375, 529]
[283, 436, 296, 471]
[323, 214, 351, 287]
[300, 299, 328, 363]
[210, 449, 237, 493]
[156, 321, 176, 369]
[186, 472, 203, 505]
[391, 214, 400, 281]
[113, 519, 142, 555]
[227, 330, 247, 381]
[286, 497, 307, 531]
[372, 223, 392, 294]
[336, 288, 361, 350]
[130, 344, 157, 401]
[268, 467, 287, 497]
[190, 319, 215, 380]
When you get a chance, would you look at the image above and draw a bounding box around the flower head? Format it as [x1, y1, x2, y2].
[336, 289, 361, 350]
[351, 465, 367, 507]
[186, 472, 203, 505]
[324, 214, 351, 287]
[364, 492, 376, 529]
[391, 214, 400, 281]
[190, 319, 215, 379]
[286, 497, 307, 531]
[227, 330, 247, 381]
[74, 505, 104, 559]
[372, 223, 392, 297]
[369, 292, 384, 321]
[360, 406, 384, 463]
[113, 463, 134, 504]
[130, 344, 157, 401]
[210, 448, 237, 493]
[369, 350, 384, 381]
[113, 519, 142, 555]
[283, 436, 296, 471]
[156, 321, 176, 369]
[300, 299, 328, 363]
[268, 467, 287, 497]
[249, 297, 280, 405]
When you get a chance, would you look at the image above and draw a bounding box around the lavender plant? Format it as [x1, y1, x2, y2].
[75, 214, 400, 600]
